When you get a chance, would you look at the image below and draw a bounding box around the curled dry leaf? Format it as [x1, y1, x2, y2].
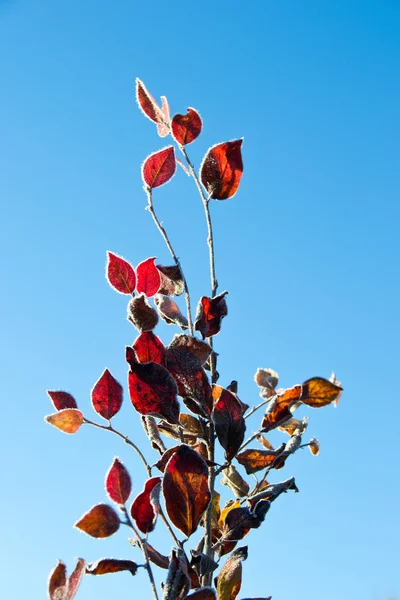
[180, 413, 203, 438]
[155, 294, 188, 330]
[221, 465, 250, 498]
[278, 417, 308, 436]
[136, 257, 161, 297]
[308, 437, 320, 455]
[105, 458, 132, 505]
[256, 435, 274, 450]
[157, 264, 185, 296]
[91, 369, 123, 421]
[45, 409, 84, 435]
[301, 376, 343, 408]
[162, 444, 211, 537]
[171, 108, 202, 145]
[217, 546, 248, 600]
[212, 385, 246, 461]
[190, 550, 218, 579]
[248, 477, 298, 506]
[106, 251, 136, 295]
[163, 548, 191, 600]
[48, 558, 86, 600]
[261, 385, 302, 432]
[169, 334, 212, 365]
[157, 420, 197, 445]
[126, 347, 180, 424]
[128, 295, 159, 332]
[166, 345, 212, 417]
[194, 291, 228, 339]
[75, 504, 120, 538]
[142, 146, 176, 189]
[130, 477, 161, 534]
[47, 390, 78, 411]
[86, 558, 138, 576]
[141, 415, 166, 454]
[254, 368, 279, 390]
[200, 139, 244, 200]
[133, 331, 166, 365]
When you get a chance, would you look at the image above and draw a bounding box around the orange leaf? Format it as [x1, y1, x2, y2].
[261, 385, 302, 432]
[200, 140, 243, 200]
[308, 437, 320, 455]
[75, 504, 120, 538]
[236, 447, 286, 475]
[301, 377, 342, 408]
[45, 409, 84, 434]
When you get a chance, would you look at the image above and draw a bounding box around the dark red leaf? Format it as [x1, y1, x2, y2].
[131, 477, 161, 534]
[126, 347, 180, 424]
[157, 264, 185, 296]
[127, 295, 159, 331]
[105, 458, 132, 505]
[86, 558, 138, 576]
[106, 251, 136, 294]
[66, 559, 86, 600]
[162, 444, 211, 537]
[200, 140, 243, 200]
[144, 542, 169, 569]
[261, 385, 302, 432]
[166, 346, 213, 417]
[136, 78, 164, 124]
[48, 560, 67, 600]
[91, 369, 123, 421]
[142, 147, 176, 189]
[155, 294, 188, 329]
[133, 332, 166, 365]
[75, 504, 120, 538]
[154, 446, 180, 473]
[195, 292, 228, 339]
[136, 257, 161, 297]
[171, 108, 202, 145]
[47, 390, 78, 411]
[169, 334, 212, 365]
[212, 385, 246, 461]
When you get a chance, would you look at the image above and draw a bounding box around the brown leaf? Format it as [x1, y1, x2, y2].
[194, 292, 228, 339]
[45, 409, 84, 435]
[169, 334, 212, 366]
[157, 420, 197, 444]
[162, 445, 211, 537]
[217, 547, 247, 600]
[74, 504, 120, 538]
[141, 416, 166, 454]
[48, 560, 67, 600]
[254, 368, 279, 390]
[256, 435, 274, 450]
[236, 446, 286, 475]
[86, 559, 138, 576]
[261, 385, 302, 432]
[248, 477, 299, 506]
[300, 377, 342, 408]
[157, 264, 185, 296]
[278, 417, 308, 436]
[221, 465, 250, 498]
[127, 294, 159, 332]
[308, 437, 320, 455]
[143, 542, 169, 569]
[155, 294, 188, 329]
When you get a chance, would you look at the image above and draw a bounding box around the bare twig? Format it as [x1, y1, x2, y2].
[244, 393, 277, 420]
[144, 186, 193, 335]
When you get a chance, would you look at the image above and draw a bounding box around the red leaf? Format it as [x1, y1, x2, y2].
[131, 477, 161, 534]
[136, 257, 161, 297]
[172, 108, 202, 145]
[126, 347, 180, 424]
[166, 346, 213, 417]
[142, 146, 176, 189]
[133, 331, 166, 365]
[48, 560, 67, 600]
[47, 390, 78, 411]
[195, 292, 228, 339]
[162, 444, 211, 537]
[66, 559, 86, 600]
[75, 504, 120, 538]
[86, 558, 138, 576]
[144, 542, 169, 569]
[91, 369, 123, 421]
[212, 385, 246, 461]
[157, 264, 185, 296]
[105, 458, 132, 505]
[45, 409, 84, 434]
[106, 251, 136, 294]
[200, 140, 243, 200]
[136, 78, 164, 124]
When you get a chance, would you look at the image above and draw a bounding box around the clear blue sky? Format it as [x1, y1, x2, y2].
[1, 1, 399, 599]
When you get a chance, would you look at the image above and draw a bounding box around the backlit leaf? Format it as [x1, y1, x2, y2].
[106, 251, 136, 294]
[221, 465, 250, 498]
[212, 385, 246, 461]
[157, 264, 185, 296]
[136, 257, 161, 297]
[261, 385, 302, 432]
[195, 292, 228, 339]
[180, 413, 203, 437]
[236, 446, 286, 475]
[48, 560, 67, 600]
[126, 347, 180, 424]
[300, 377, 343, 408]
[217, 547, 247, 600]
[131, 477, 161, 534]
[142, 146, 176, 189]
[127, 295, 159, 332]
[75, 504, 120, 538]
[171, 108, 202, 145]
[91, 369, 123, 421]
[47, 390, 78, 411]
[308, 437, 320, 455]
[143, 542, 169, 569]
[256, 435, 274, 450]
[163, 444, 211, 537]
[200, 140, 243, 200]
[86, 559, 138, 576]
[136, 78, 164, 124]
[105, 458, 132, 505]
[254, 368, 279, 391]
[155, 294, 188, 330]
[278, 417, 308, 436]
[133, 331, 166, 365]
[66, 559, 86, 600]
[45, 409, 84, 434]
[154, 446, 180, 473]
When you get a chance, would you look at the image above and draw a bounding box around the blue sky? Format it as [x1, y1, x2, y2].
[1, 1, 399, 599]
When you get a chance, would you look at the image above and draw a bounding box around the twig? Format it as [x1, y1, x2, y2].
[144, 186, 193, 335]
[244, 393, 277, 420]
[121, 506, 159, 600]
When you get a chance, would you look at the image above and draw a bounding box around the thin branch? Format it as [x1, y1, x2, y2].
[144, 186, 193, 335]
[121, 506, 159, 600]
[244, 393, 277, 420]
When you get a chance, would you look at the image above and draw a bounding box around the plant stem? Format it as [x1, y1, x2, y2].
[144, 186, 193, 335]
[244, 393, 277, 420]
[121, 506, 159, 600]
